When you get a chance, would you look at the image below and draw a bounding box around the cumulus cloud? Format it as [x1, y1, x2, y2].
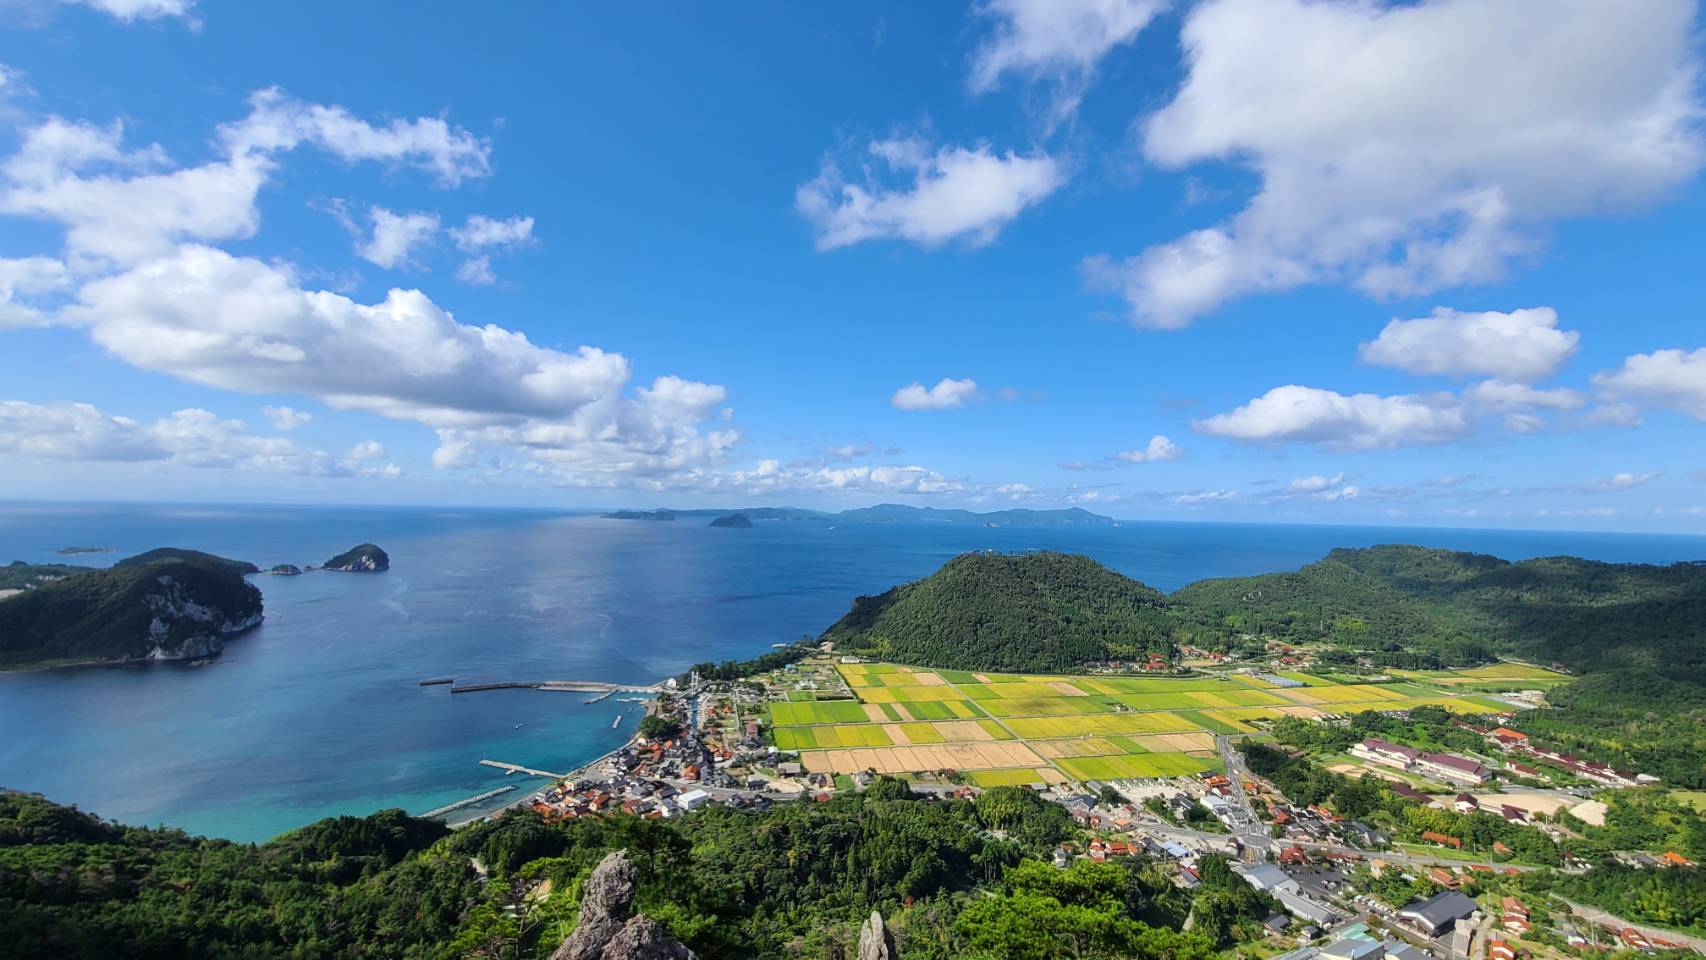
[969, 0, 1169, 122]
[344, 206, 439, 270]
[262, 404, 311, 430]
[1283, 473, 1360, 500]
[1462, 380, 1584, 413]
[725, 459, 973, 498]
[1, 89, 488, 268]
[1194, 384, 1471, 451]
[1594, 347, 1706, 421]
[798, 137, 1063, 250]
[1114, 434, 1182, 463]
[449, 214, 534, 284]
[56, 245, 737, 484]
[0, 401, 318, 472]
[890, 377, 981, 411]
[1176, 488, 1238, 504]
[1360, 307, 1580, 382]
[0, 255, 69, 327]
[1088, 0, 1703, 327]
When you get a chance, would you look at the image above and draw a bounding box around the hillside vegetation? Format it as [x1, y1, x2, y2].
[821, 551, 1174, 672]
[0, 785, 1241, 959]
[824, 545, 1706, 785]
[0, 551, 262, 668]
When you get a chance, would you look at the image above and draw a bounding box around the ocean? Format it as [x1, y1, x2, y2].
[2, 502, 1703, 842]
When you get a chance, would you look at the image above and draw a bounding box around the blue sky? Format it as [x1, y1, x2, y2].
[1, 0, 1704, 531]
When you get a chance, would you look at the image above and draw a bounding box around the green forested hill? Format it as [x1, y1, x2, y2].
[0, 552, 262, 668]
[821, 551, 1175, 671]
[0, 786, 1232, 960]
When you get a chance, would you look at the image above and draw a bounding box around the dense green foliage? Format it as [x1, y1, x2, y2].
[822, 552, 1175, 672]
[680, 638, 817, 685]
[1520, 863, 1706, 933]
[0, 560, 95, 591]
[112, 547, 259, 576]
[1515, 668, 1706, 788]
[0, 785, 1231, 959]
[0, 553, 262, 668]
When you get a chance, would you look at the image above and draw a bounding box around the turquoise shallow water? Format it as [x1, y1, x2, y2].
[2, 502, 1703, 842]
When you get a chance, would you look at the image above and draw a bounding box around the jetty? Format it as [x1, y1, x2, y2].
[450, 679, 661, 695]
[419, 785, 515, 818]
[418, 677, 454, 686]
[479, 759, 567, 779]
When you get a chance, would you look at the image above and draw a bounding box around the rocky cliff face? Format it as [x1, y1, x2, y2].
[142, 572, 264, 661]
[549, 850, 695, 960]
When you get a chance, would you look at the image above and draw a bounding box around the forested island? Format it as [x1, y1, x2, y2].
[0, 549, 263, 669]
[323, 543, 390, 572]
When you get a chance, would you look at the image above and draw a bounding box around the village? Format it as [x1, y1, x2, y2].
[500, 647, 1701, 960]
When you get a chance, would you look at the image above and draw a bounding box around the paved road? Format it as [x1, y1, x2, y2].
[1562, 899, 1706, 955]
[1134, 819, 1545, 873]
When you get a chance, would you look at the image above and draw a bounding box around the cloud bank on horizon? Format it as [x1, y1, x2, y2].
[0, 0, 1702, 530]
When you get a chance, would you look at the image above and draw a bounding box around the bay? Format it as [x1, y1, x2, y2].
[2, 501, 1702, 842]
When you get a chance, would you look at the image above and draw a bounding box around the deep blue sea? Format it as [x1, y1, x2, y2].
[2, 502, 1703, 842]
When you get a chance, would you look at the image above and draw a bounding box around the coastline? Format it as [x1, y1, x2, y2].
[438, 690, 661, 828]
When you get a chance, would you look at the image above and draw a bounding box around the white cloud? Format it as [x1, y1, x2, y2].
[1585, 470, 1661, 491]
[454, 256, 496, 285]
[220, 88, 490, 187]
[798, 137, 1063, 250]
[452, 214, 534, 252]
[0, 401, 318, 472]
[969, 0, 1169, 121]
[1462, 380, 1584, 412]
[58, 245, 738, 485]
[2, 91, 488, 268]
[1176, 488, 1238, 504]
[262, 404, 311, 430]
[354, 207, 439, 270]
[449, 214, 534, 284]
[64, 0, 194, 22]
[1360, 307, 1579, 382]
[348, 439, 387, 461]
[724, 459, 973, 497]
[825, 442, 876, 462]
[1594, 347, 1706, 420]
[1279, 472, 1363, 501]
[1194, 384, 1471, 450]
[891, 377, 981, 411]
[1090, 0, 1703, 327]
[0, 255, 69, 327]
[1114, 434, 1182, 463]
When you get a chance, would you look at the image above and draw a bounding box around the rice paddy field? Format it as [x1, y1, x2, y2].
[767, 661, 1546, 787]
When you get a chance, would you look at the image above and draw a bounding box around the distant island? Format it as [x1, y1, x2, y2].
[0, 548, 263, 669]
[708, 512, 753, 528]
[323, 543, 389, 572]
[268, 564, 303, 576]
[602, 502, 1116, 527]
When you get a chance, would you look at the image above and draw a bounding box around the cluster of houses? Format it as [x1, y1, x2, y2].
[1478, 727, 1655, 788]
[1351, 738, 1494, 785]
[1235, 861, 1345, 930]
[527, 776, 718, 821]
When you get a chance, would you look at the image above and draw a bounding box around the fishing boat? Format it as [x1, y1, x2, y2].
[611, 715, 622, 729]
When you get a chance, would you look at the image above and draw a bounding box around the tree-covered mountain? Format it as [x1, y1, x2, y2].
[822, 551, 1175, 671]
[824, 544, 1706, 783]
[112, 547, 260, 577]
[0, 550, 263, 668]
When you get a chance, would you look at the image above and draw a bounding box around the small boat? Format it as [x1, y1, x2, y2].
[611, 715, 622, 729]
[513, 723, 524, 729]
